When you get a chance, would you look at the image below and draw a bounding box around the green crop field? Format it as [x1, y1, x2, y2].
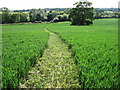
[47, 18, 119, 88]
[2, 18, 119, 88]
[2, 24, 49, 88]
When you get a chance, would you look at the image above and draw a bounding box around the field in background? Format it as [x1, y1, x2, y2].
[2, 18, 119, 88]
[47, 19, 119, 88]
[2, 24, 49, 88]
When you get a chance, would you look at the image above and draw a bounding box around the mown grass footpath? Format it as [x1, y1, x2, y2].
[20, 28, 81, 88]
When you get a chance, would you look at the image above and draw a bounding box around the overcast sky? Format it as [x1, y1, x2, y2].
[0, 0, 119, 10]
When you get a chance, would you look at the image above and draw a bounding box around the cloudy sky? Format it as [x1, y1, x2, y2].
[0, 0, 119, 10]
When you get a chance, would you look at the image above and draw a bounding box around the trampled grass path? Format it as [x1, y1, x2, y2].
[20, 28, 80, 88]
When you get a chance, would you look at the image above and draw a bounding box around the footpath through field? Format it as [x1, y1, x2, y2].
[20, 28, 80, 88]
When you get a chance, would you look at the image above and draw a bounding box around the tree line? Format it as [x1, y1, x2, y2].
[0, 6, 119, 24]
[0, 7, 70, 24]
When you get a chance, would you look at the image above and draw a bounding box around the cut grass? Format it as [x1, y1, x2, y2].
[20, 28, 81, 88]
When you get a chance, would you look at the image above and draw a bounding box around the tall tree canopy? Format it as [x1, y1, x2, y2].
[1, 7, 11, 23]
[69, 0, 94, 25]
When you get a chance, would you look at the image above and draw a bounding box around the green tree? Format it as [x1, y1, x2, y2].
[69, 0, 94, 25]
[57, 15, 63, 21]
[20, 12, 29, 22]
[29, 9, 37, 22]
[1, 7, 11, 23]
[29, 8, 44, 22]
[62, 14, 69, 21]
[94, 11, 102, 19]
[47, 13, 54, 21]
[47, 11, 57, 21]
[10, 13, 20, 23]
